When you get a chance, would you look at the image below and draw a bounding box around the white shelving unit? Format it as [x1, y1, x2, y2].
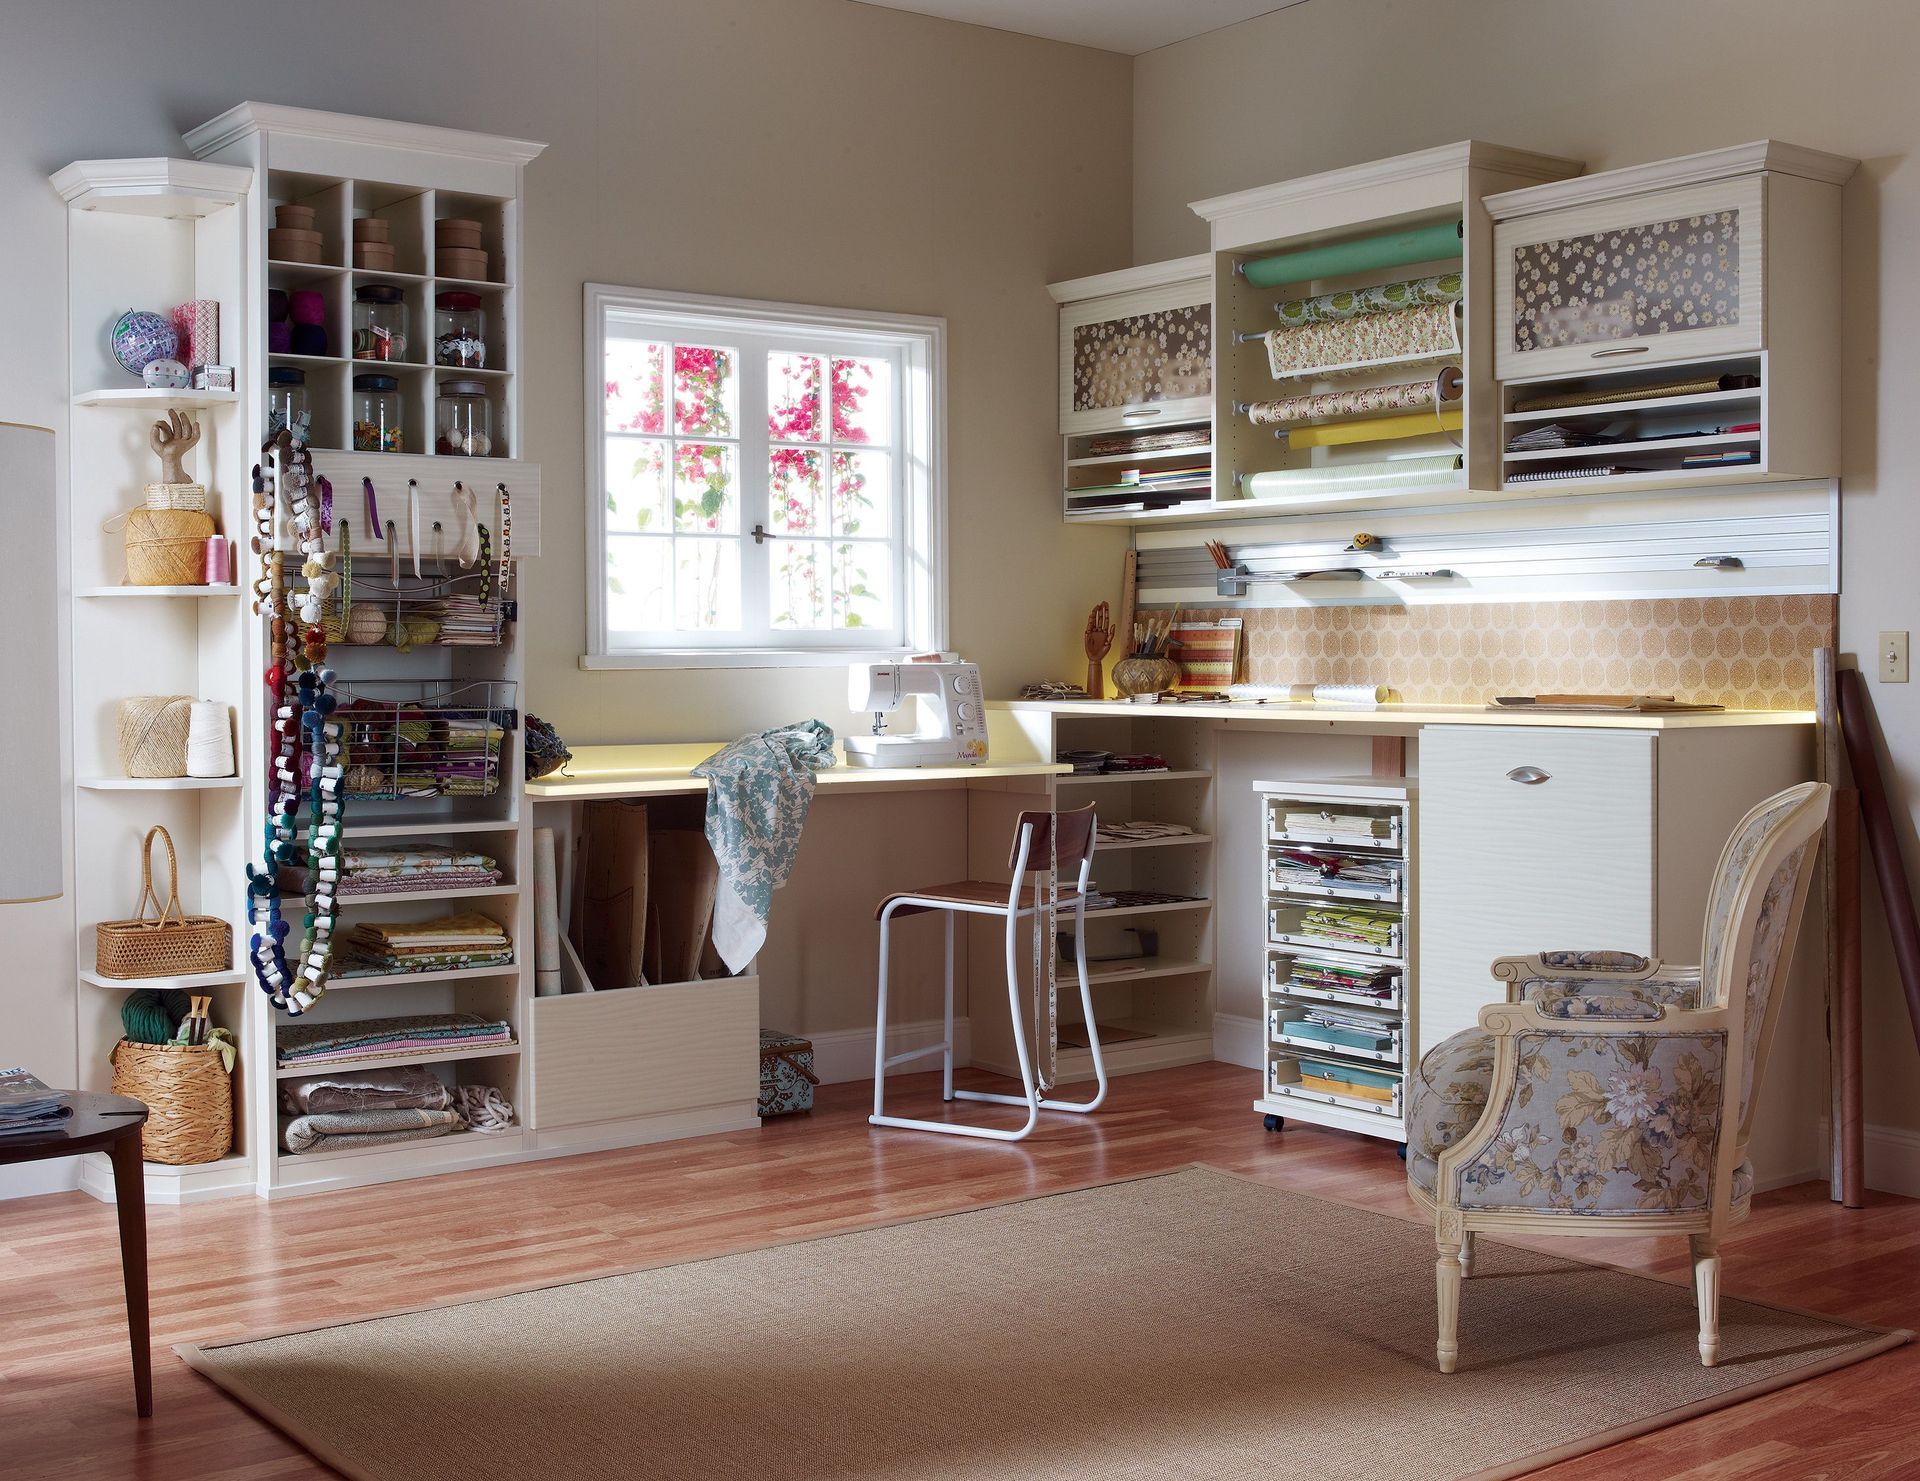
[54, 154, 256, 1206]
[1252, 777, 1416, 1148]
[968, 714, 1218, 1081]
[181, 104, 546, 1199]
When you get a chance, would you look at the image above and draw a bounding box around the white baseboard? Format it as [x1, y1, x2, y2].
[1816, 1118, 1920, 1200]
[1213, 1012, 1263, 1070]
[807, 1016, 972, 1085]
[0, 1161, 80, 1203]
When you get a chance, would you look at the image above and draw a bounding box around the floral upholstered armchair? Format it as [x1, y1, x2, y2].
[1406, 781, 1830, 1373]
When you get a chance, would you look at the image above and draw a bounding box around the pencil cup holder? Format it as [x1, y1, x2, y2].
[1113, 657, 1179, 696]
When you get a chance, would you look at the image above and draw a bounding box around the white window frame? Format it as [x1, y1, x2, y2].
[582, 284, 947, 669]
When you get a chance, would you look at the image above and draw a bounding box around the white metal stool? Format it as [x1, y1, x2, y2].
[869, 804, 1108, 1141]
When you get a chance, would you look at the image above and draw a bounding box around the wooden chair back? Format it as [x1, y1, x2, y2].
[1009, 804, 1098, 875]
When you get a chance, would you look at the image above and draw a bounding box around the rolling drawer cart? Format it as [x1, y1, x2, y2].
[1252, 777, 1415, 1155]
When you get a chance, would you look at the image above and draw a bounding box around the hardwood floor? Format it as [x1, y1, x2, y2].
[2, 1060, 1915, 1479]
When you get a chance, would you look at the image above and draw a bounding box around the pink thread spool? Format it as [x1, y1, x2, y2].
[204, 536, 232, 585]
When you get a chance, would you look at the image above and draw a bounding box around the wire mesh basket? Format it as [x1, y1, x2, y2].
[281, 552, 513, 649]
[332, 679, 519, 801]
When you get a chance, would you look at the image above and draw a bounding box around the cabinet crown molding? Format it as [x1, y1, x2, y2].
[1189, 140, 1584, 226]
[1047, 254, 1211, 305]
[1487, 140, 1859, 220]
[50, 157, 250, 213]
[184, 102, 547, 167]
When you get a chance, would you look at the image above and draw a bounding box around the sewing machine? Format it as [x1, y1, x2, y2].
[845, 659, 990, 768]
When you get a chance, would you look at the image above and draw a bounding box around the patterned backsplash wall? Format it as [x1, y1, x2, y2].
[1192, 595, 1835, 710]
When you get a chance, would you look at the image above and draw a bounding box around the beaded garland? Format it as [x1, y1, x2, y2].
[244, 432, 345, 1015]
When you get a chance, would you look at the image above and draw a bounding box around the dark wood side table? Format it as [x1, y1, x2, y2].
[1, 1092, 151, 1416]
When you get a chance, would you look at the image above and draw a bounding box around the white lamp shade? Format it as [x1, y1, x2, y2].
[0, 422, 63, 902]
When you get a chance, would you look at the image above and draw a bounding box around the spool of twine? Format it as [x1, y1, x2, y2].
[143, 481, 208, 513]
[125, 507, 213, 586]
[185, 700, 235, 778]
[345, 602, 388, 644]
[117, 695, 193, 778]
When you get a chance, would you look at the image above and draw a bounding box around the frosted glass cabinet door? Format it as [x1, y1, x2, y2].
[1416, 726, 1658, 1051]
[1058, 278, 1213, 435]
[1494, 176, 1765, 381]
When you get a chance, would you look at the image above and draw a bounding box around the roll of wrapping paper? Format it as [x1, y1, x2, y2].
[1510, 373, 1747, 415]
[1274, 272, 1462, 329]
[1242, 220, 1463, 290]
[1239, 455, 1462, 503]
[1286, 406, 1462, 450]
[1289, 683, 1391, 706]
[1264, 300, 1460, 381]
[1248, 367, 1462, 429]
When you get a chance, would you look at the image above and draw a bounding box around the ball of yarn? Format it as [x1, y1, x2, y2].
[345, 602, 389, 644]
[289, 289, 326, 326]
[345, 764, 387, 795]
[112, 310, 179, 376]
[387, 616, 441, 651]
[117, 695, 193, 778]
[123, 988, 190, 1045]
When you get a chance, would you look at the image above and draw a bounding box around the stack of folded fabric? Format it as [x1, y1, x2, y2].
[1287, 958, 1400, 1003]
[337, 912, 512, 975]
[288, 843, 502, 898]
[1095, 820, 1195, 843]
[1298, 907, 1397, 953]
[276, 1012, 516, 1070]
[280, 1063, 465, 1153]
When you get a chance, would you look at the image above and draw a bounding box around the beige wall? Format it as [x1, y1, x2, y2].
[0, 1, 1130, 1105]
[1134, 0, 1920, 1138]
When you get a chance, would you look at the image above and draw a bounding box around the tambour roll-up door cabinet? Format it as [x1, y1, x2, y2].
[1417, 723, 1812, 1053]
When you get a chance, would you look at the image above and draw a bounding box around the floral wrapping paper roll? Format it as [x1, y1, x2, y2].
[1264, 300, 1460, 380]
[1273, 272, 1462, 329]
[1247, 372, 1458, 428]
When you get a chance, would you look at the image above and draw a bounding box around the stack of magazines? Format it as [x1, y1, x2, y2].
[0, 1067, 72, 1136]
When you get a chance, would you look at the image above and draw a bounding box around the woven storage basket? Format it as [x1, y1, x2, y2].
[144, 480, 208, 513]
[109, 1039, 232, 1164]
[117, 694, 192, 777]
[95, 825, 232, 979]
[125, 506, 213, 585]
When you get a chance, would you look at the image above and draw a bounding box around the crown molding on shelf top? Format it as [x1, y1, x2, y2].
[1485, 140, 1860, 219]
[1047, 253, 1213, 304]
[184, 102, 547, 168]
[50, 156, 251, 215]
[1188, 141, 1585, 225]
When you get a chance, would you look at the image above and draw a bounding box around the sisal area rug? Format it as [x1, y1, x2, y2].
[180, 1166, 1905, 1481]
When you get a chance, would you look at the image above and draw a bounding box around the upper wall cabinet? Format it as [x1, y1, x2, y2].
[1488, 142, 1856, 492]
[1051, 259, 1212, 435]
[1049, 257, 1215, 521]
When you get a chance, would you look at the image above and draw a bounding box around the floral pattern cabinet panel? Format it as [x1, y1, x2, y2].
[1058, 276, 1213, 435]
[1494, 176, 1765, 381]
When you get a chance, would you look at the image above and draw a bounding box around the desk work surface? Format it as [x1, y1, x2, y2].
[526, 741, 1067, 800]
[995, 699, 1815, 732]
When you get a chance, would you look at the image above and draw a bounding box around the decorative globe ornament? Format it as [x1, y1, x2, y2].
[112, 310, 179, 377]
[142, 358, 191, 390]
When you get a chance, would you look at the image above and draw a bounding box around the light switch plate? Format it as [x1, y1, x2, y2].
[1881, 630, 1909, 683]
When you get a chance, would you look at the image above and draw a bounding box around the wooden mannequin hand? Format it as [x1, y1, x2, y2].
[149, 410, 201, 486]
[1084, 601, 1112, 699]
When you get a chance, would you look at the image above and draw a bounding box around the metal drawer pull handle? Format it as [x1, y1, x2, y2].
[1120, 407, 1163, 421]
[1506, 765, 1551, 785]
[1590, 344, 1650, 358]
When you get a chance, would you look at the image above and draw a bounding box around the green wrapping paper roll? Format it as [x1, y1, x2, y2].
[1242, 221, 1463, 290]
[1239, 454, 1463, 504]
[1274, 273, 1462, 329]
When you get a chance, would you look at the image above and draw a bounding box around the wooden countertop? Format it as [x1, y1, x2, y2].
[526, 742, 1067, 800]
[993, 699, 1815, 732]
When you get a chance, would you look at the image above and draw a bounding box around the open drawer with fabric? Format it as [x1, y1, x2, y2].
[1268, 1002, 1403, 1066]
[1266, 845, 1403, 904]
[1264, 797, 1403, 851]
[1267, 1053, 1404, 1119]
[1266, 951, 1404, 1013]
[1268, 901, 1403, 961]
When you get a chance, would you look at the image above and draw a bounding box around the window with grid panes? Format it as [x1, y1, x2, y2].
[586, 288, 944, 665]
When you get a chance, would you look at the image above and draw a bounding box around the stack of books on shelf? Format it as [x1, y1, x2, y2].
[0, 1068, 72, 1137]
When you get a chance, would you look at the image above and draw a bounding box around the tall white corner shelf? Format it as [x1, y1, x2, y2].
[180, 103, 547, 1198]
[55, 153, 257, 1205]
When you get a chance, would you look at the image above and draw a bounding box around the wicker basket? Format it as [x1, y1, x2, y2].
[94, 826, 232, 979]
[125, 506, 213, 585]
[109, 1039, 233, 1164]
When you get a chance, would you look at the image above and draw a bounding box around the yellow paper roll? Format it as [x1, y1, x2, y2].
[1286, 407, 1463, 450]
